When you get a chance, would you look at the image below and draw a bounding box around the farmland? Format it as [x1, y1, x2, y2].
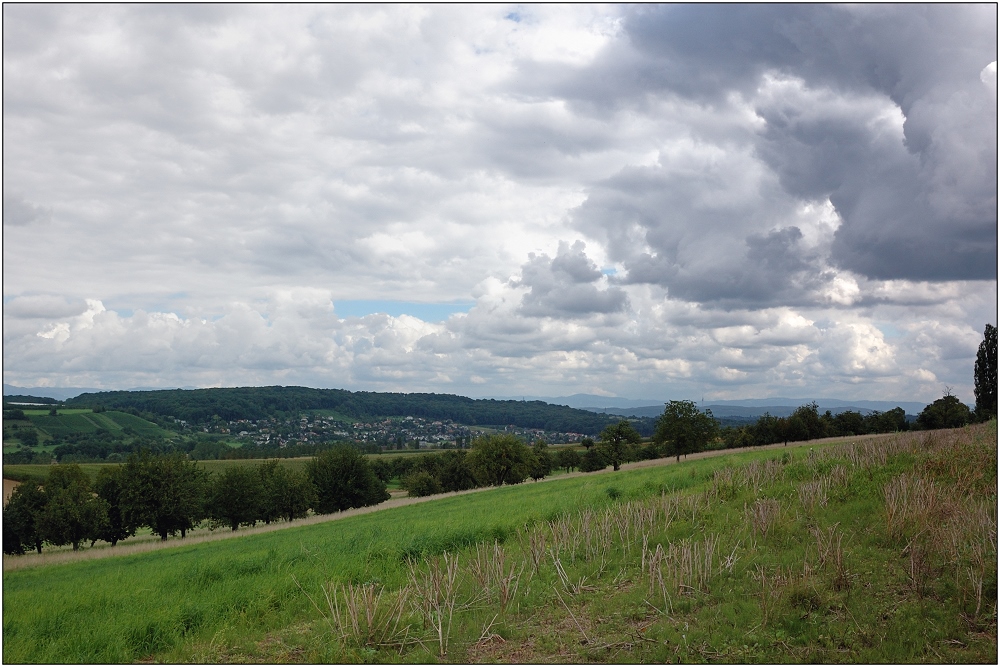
[2, 422, 995, 663]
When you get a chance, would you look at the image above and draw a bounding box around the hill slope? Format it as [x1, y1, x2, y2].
[65, 386, 631, 435]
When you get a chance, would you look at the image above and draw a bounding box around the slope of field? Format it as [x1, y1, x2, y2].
[17, 409, 170, 440]
[2, 424, 995, 664]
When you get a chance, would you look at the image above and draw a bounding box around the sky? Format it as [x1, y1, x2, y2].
[3, 4, 997, 405]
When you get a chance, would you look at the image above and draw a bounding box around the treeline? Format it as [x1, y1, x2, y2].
[719, 403, 909, 448]
[2, 446, 387, 555]
[65, 386, 624, 434]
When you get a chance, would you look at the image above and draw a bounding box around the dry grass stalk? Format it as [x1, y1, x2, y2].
[751, 564, 787, 628]
[550, 550, 593, 595]
[798, 478, 830, 513]
[468, 541, 524, 613]
[746, 498, 781, 540]
[521, 527, 547, 575]
[827, 464, 850, 488]
[408, 551, 460, 657]
[643, 542, 672, 614]
[884, 473, 940, 541]
[644, 535, 719, 598]
[721, 541, 741, 573]
[903, 536, 930, 596]
[293, 577, 414, 649]
[811, 523, 841, 569]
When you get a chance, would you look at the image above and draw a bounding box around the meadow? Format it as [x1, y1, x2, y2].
[2, 423, 996, 663]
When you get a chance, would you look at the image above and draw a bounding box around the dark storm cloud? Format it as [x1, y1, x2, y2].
[552, 4, 998, 283]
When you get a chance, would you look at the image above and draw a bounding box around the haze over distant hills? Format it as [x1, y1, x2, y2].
[485, 393, 928, 418]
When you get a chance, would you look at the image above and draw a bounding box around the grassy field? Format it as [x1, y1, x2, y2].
[3, 408, 172, 447]
[2, 424, 996, 663]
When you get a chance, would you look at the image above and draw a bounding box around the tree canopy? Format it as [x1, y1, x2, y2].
[654, 400, 719, 462]
[307, 445, 389, 514]
[975, 323, 997, 422]
[597, 420, 642, 472]
[916, 393, 972, 430]
[466, 434, 534, 486]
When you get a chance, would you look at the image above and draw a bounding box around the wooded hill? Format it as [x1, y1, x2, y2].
[65, 386, 637, 435]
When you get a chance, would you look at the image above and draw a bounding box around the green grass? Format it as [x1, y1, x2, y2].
[3, 426, 996, 664]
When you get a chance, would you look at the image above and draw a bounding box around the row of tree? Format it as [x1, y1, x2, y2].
[3, 446, 388, 555]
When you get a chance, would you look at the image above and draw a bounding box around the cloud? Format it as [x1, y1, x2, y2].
[515, 241, 629, 317]
[2, 5, 995, 405]
[3, 195, 51, 226]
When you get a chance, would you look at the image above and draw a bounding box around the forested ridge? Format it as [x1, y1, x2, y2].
[66, 386, 625, 434]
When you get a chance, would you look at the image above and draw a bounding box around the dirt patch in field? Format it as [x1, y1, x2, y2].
[4, 478, 19, 503]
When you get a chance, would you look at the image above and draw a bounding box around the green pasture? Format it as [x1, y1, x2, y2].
[3, 427, 996, 663]
[2, 447, 771, 663]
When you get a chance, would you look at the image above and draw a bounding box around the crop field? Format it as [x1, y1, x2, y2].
[2, 424, 996, 664]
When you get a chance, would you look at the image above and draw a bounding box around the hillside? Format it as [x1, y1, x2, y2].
[65, 386, 635, 435]
[1, 423, 994, 663]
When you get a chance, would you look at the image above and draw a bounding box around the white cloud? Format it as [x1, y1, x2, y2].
[2, 4, 995, 405]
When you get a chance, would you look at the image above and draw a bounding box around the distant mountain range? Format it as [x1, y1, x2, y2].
[485, 393, 927, 418]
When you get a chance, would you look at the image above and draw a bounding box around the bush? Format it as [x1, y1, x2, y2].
[403, 470, 443, 497]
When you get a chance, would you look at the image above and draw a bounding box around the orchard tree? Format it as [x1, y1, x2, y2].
[209, 465, 264, 531]
[36, 464, 109, 551]
[94, 465, 134, 546]
[307, 445, 389, 514]
[975, 323, 997, 421]
[654, 401, 719, 462]
[529, 440, 553, 481]
[3, 481, 47, 555]
[466, 434, 534, 486]
[597, 421, 641, 472]
[556, 448, 581, 473]
[121, 451, 208, 540]
[579, 446, 607, 472]
[258, 460, 315, 523]
[438, 451, 477, 492]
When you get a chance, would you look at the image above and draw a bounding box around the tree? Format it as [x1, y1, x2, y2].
[121, 451, 208, 540]
[654, 401, 719, 462]
[597, 420, 642, 472]
[19, 429, 38, 447]
[975, 324, 997, 422]
[555, 448, 581, 473]
[94, 465, 135, 546]
[438, 451, 477, 492]
[578, 447, 607, 472]
[36, 464, 109, 551]
[580, 437, 595, 451]
[529, 440, 553, 481]
[3, 481, 47, 554]
[209, 465, 264, 531]
[258, 460, 315, 524]
[916, 392, 972, 430]
[307, 445, 389, 514]
[466, 434, 534, 486]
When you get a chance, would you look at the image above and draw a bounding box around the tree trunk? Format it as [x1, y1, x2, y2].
[35, 540, 43, 554]
[72, 541, 80, 551]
